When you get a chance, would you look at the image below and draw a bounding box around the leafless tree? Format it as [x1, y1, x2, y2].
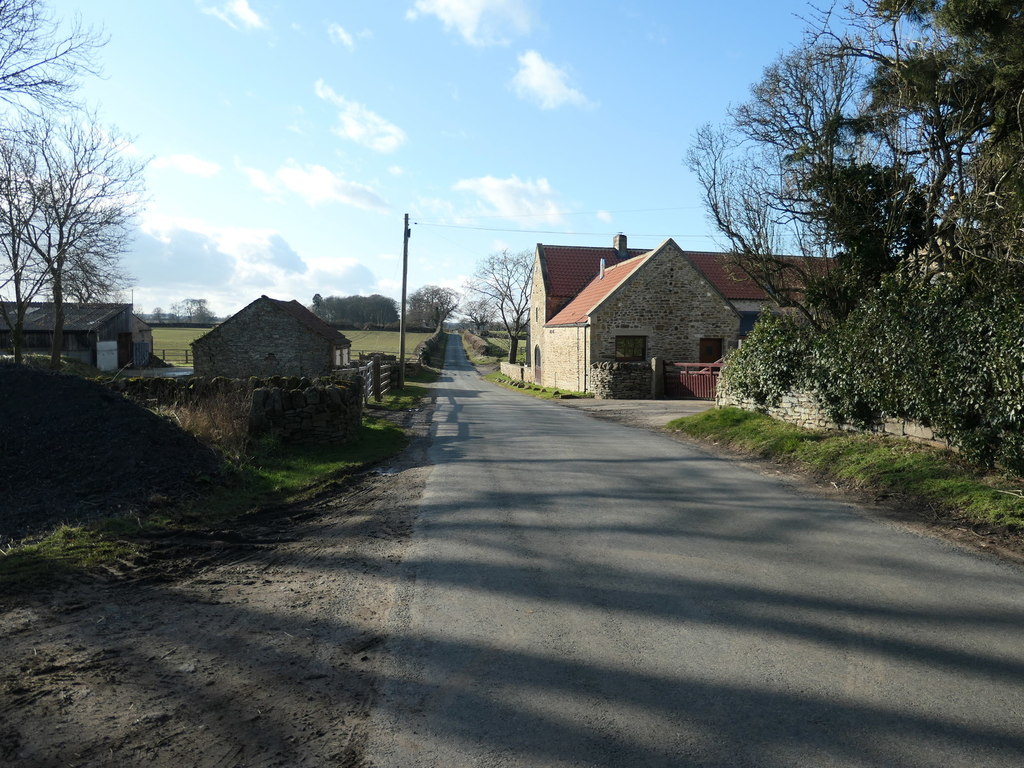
[464, 249, 531, 363]
[0, 0, 103, 111]
[19, 112, 144, 368]
[407, 285, 459, 331]
[459, 296, 495, 334]
[0, 121, 46, 361]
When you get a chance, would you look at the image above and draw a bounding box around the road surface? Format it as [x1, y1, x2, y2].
[364, 335, 1024, 767]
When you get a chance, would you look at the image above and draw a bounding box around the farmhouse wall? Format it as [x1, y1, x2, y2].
[539, 324, 589, 391]
[717, 384, 953, 451]
[589, 361, 650, 399]
[193, 302, 334, 378]
[589, 243, 740, 364]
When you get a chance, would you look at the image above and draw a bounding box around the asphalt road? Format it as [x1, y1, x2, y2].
[364, 335, 1024, 767]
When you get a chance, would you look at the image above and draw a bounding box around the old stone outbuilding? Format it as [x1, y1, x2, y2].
[528, 236, 771, 396]
[192, 295, 351, 378]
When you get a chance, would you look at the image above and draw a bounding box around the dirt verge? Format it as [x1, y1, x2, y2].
[0, 404, 434, 768]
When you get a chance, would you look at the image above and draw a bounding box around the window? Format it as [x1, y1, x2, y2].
[615, 335, 646, 361]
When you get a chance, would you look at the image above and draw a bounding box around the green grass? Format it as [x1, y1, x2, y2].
[0, 379, 433, 592]
[151, 326, 213, 350]
[669, 407, 1024, 528]
[484, 371, 592, 400]
[480, 334, 526, 364]
[346, 330, 434, 359]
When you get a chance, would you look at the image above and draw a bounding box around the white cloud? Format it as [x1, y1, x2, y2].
[152, 154, 222, 178]
[275, 162, 390, 211]
[314, 80, 407, 153]
[596, 210, 612, 223]
[130, 214, 381, 316]
[327, 23, 354, 48]
[406, 0, 531, 46]
[202, 0, 266, 30]
[240, 165, 277, 194]
[388, 165, 404, 176]
[511, 50, 592, 110]
[453, 174, 563, 222]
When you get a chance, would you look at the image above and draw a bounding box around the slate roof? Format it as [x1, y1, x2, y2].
[0, 302, 130, 332]
[265, 297, 351, 346]
[547, 254, 653, 325]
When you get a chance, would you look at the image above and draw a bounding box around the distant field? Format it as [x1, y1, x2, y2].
[346, 330, 434, 358]
[148, 327, 432, 364]
[151, 327, 213, 350]
[150, 326, 213, 366]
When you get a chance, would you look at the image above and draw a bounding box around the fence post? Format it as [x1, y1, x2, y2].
[651, 357, 665, 399]
[372, 356, 382, 402]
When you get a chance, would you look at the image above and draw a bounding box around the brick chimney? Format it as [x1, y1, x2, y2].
[613, 233, 627, 259]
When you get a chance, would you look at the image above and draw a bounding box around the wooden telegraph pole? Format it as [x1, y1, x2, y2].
[398, 213, 410, 388]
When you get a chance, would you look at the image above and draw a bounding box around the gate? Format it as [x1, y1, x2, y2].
[665, 362, 722, 400]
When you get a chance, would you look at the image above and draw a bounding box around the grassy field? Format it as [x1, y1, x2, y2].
[151, 326, 213, 348]
[149, 327, 434, 364]
[345, 330, 434, 358]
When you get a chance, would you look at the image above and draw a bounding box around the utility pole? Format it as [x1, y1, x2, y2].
[398, 213, 410, 388]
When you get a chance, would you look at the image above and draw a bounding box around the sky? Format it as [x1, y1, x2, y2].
[43, 0, 820, 318]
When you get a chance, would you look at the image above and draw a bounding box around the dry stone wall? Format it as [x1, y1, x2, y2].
[718, 384, 953, 450]
[109, 375, 363, 445]
[589, 361, 651, 399]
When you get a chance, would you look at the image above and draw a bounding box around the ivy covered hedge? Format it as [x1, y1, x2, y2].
[723, 272, 1024, 472]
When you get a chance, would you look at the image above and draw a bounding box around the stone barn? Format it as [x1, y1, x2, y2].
[192, 295, 351, 378]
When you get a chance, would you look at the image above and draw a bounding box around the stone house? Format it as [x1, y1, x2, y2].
[192, 295, 351, 378]
[528, 235, 771, 394]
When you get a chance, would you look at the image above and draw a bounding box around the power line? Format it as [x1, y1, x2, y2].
[412, 221, 713, 239]
[412, 205, 704, 223]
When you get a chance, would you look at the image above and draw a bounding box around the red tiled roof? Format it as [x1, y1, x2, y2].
[541, 245, 649, 300]
[267, 298, 351, 346]
[547, 253, 652, 325]
[684, 251, 769, 301]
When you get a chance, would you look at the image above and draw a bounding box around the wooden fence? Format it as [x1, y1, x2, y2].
[665, 362, 722, 400]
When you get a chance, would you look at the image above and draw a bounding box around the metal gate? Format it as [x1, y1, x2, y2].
[665, 362, 722, 400]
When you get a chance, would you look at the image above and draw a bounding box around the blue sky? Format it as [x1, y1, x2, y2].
[46, 0, 816, 317]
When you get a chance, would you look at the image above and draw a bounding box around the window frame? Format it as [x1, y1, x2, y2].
[614, 335, 647, 362]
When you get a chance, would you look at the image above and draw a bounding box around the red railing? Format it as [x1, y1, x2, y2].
[665, 362, 722, 400]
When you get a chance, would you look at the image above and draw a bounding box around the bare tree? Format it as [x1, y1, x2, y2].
[0, 0, 103, 111]
[19, 112, 144, 368]
[0, 122, 46, 362]
[464, 249, 531, 363]
[407, 285, 459, 331]
[459, 296, 495, 334]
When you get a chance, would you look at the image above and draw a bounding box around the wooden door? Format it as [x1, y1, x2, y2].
[699, 337, 723, 364]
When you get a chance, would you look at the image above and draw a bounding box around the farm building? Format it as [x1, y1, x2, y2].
[192, 295, 351, 378]
[0, 302, 149, 370]
[528, 236, 773, 395]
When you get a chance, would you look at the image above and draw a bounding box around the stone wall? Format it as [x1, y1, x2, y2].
[589, 361, 651, 399]
[718, 385, 953, 450]
[539, 324, 589, 391]
[193, 300, 335, 378]
[499, 362, 527, 380]
[109, 374, 363, 445]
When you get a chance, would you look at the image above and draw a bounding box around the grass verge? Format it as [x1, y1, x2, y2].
[669, 407, 1024, 529]
[484, 371, 592, 400]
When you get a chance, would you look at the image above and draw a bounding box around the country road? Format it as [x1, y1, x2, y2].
[364, 335, 1024, 767]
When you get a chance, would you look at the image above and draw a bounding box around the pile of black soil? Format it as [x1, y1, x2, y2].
[0, 365, 224, 544]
